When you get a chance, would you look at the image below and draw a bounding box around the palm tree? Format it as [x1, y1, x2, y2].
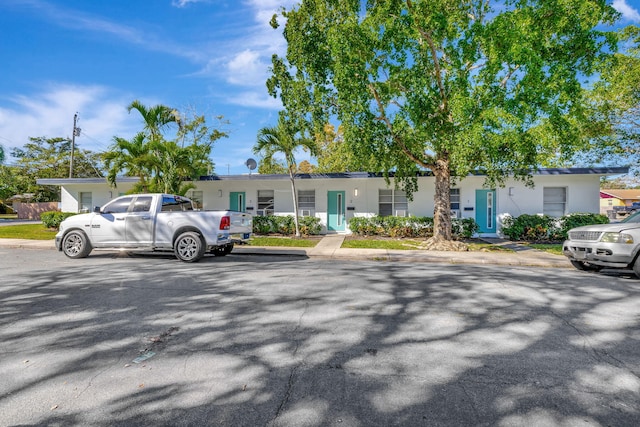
[127, 100, 181, 140]
[254, 117, 316, 237]
[104, 132, 154, 192]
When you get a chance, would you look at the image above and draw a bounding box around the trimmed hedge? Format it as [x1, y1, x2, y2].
[348, 215, 479, 240]
[501, 213, 609, 242]
[41, 211, 77, 229]
[252, 215, 322, 236]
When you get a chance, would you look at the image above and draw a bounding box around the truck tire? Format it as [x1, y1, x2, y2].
[213, 243, 234, 257]
[174, 231, 206, 262]
[633, 257, 640, 279]
[62, 230, 93, 259]
[570, 260, 603, 272]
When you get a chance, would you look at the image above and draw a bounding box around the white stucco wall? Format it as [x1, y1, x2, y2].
[53, 171, 602, 235]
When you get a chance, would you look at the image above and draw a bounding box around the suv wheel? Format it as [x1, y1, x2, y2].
[570, 260, 603, 272]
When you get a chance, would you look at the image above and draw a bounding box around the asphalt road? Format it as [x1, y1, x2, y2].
[1, 249, 639, 426]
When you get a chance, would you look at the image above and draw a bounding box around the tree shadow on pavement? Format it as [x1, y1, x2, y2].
[1, 255, 638, 426]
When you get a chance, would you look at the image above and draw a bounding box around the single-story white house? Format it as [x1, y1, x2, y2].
[38, 167, 628, 237]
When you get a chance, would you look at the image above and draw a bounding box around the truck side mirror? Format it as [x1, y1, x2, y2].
[94, 206, 102, 213]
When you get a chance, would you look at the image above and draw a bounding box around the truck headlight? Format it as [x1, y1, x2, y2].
[600, 232, 634, 244]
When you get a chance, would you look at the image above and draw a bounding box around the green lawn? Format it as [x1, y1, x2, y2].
[249, 236, 319, 247]
[0, 226, 564, 255]
[342, 238, 424, 250]
[527, 243, 563, 255]
[0, 224, 58, 240]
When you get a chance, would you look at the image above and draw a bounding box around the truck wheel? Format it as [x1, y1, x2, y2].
[62, 230, 92, 259]
[174, 232, 205, 262]
[570, 260, 603, 272]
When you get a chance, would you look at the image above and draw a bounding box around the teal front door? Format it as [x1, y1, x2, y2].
[327, 191, 346, 232]
[230, 192, 245, 212]
[475, 189, 496, 233]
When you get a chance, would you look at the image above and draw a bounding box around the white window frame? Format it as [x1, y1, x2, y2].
[543, 187, 567, 217]
[379, 189, 408, 217]
[258, 190, 274, 216]
[298, 190, 315, 216]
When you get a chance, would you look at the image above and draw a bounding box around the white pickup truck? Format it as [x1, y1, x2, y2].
[563, 211, 640, 278]
[55, 193, 252, 262]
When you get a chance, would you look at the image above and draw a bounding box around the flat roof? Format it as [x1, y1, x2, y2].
[37, 166, 630, 185]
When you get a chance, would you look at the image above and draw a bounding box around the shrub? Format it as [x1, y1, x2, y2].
[299, 216, 321, 236]
[252, 215, 276, 234]
[500, 214, 554, 241]
[452, 217, 479, 239]
[501, 212, 610, 242]
[347, 215, 475, 240]
[41, 211, 76, 229]
[252, 214, 322, 236]
[555, 213, 609, 240]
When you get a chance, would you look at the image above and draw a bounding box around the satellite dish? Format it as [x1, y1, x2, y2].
[245, 158, 257, 174]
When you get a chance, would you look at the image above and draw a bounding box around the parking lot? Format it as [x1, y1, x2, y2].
[1, 249, 639, 426]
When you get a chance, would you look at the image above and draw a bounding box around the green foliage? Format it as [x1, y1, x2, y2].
[501, 213, 610, 242]
[252, 215, 322, 236]
[269, 0, 619, 240]
[348, 215, 476, 240]
[254, 116, 318, 236]
[299, 216, 322, 235]
[106, 101, 227, 195]
[2, 137, 103, 202]
[557, 213, 610, 239]
[41, 211, 76, 229]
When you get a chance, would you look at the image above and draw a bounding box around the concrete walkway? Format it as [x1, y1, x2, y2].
[0, 233, 571, 268]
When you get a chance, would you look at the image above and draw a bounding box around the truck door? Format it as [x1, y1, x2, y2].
[125, 196, 154, 246]
[90, 196, 133, 246]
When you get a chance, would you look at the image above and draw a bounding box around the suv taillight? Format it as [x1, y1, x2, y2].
[220, 216, 230, 230]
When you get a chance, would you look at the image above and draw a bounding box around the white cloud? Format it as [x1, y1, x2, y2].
[226, 50, 271, 86]
[613, 0, 640, 22]
[225, 90, 282, 109]
[0, 84, 137, 156]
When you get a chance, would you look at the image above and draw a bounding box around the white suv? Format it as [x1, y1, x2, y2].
[563, 212, 640, 278]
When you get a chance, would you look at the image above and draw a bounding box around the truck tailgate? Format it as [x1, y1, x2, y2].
[229, 211, 253, 242]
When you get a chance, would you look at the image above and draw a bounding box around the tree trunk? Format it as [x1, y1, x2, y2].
[289, 172, 301, 237]
[432, 154, 452, 241]
[422, 153, 469, 251]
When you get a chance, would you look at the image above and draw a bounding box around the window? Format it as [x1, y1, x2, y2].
[102, 197, 133, 214]
[543, 187, 566, 217]
[379, 189, 408, 216]
[79, 192, 92, 213]
[188, 191, 203, 209]
[161, 195, 194, 212]
[132, 196, 152, 212]
[257, 190, 274, 216]
[298, 190, 315, 216]
[450, 188, 460, 210]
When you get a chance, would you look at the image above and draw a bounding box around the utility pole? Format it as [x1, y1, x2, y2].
[69, 113, 80, 178]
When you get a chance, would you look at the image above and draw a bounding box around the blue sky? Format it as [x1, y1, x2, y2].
[0, 0, 639, 175]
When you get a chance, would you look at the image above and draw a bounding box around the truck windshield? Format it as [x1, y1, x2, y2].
[622, 211, 640, 224]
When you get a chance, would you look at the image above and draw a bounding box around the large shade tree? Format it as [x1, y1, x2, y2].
[268, 0, 619, 248]
[2, 137, 103, 201]
[582, 25, 640, 176]
[254, 116, 317, 237]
